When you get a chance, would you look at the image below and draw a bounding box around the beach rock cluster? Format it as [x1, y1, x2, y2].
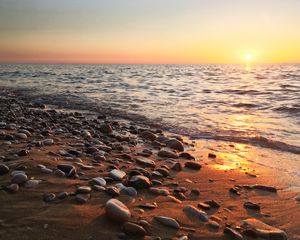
[0, 95, 291, 239]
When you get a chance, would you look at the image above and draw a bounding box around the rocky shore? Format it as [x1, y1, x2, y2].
[0, 93, 299, 240]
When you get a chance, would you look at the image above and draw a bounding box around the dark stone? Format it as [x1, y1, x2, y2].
[184, 161, 201, 170]
[0, 164, 9, 175]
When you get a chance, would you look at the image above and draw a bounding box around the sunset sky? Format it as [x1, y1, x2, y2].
[0, 0, 300, 64]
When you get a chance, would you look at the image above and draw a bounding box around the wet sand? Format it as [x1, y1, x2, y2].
[0, 94, 299, 240]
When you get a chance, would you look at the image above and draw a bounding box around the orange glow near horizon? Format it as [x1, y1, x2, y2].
[0, 1, 300, 64]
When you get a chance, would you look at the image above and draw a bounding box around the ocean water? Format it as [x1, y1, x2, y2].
[0, 64, 300, 155]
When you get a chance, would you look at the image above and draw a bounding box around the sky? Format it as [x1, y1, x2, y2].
[0, 0, 300, 64]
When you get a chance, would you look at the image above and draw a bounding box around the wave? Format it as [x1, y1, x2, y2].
[1, 85, 300, 156]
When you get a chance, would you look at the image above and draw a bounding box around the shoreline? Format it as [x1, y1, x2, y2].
[0, 92, 299, 239]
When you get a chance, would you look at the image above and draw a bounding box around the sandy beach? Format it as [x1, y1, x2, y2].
[0, 90, 299, 240]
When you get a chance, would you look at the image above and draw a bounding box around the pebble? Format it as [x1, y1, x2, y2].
[11, 173, 28, 184]
[43, 138, 54, 145]
[105, 199, 131, 222]
[179, 152, 195, 160]
[157, 150, 179, 159]
[224, 227, 244, 240]
[57, 192, 69, 199]
[75, 194, 90, 203]
[183, 205, 208, 222]
[136, 158, 156, 168]
[150, 187, 170, 196]
[15, 133, 27, 139]
[251, 184, 277, 193]
[140, 130, 157, 141]
[137, 203, 157, 209]
[154, 216, 180, 229]
[128, 175, 151, 189]
[243, 201, 260, 211]
[123, 222, 146, 236]
[204, 200, 220, 208]
[120, 187, 138, 197]
[43, 193, 56, 202]
[191, 188, 200, 195]
[109, 169, 126, 181]
[18, 149, 29, 156]
[54, 169, 66, 177]
[76, 186, 92, 194]
[91, 177, 106, 187]
[0, 164, 9, 175]
[171, 162, 182, 171]
[57, 164, 76, 177]
[41, 167, 53, 174]
[24, 179, 40, 188]
[106, 186, 120, 197]
[207, 220, 220, 229]
[184, 161, 202, 170]
[6, 183, 19, 193]
[99, 124, 113, 134]
[165, 139, 184, 152]
[241, 218, 287, 240]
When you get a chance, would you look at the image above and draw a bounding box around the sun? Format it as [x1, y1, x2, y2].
[244, 53, 253, 62]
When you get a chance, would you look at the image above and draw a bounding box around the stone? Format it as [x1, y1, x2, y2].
[54, 169, 66, 177]
[43, 138, 54, 145]
[184, 161, 201, 170]
[183, 205, 208, 222]
[43, 193, 56, 202]
[120, 187, 138, 197]
[123, 222, 146, 236]
[11, 173, 28, 184]
[91, 177, 106, 187]
[165, 139, 184, 152]
[76, 186, 92, 194]
[156, 168, 169, 177]
[150, 187, 170, 196]
[140, 131, 157, 141]
[157, 150, 178, 159]
[105, 199, 131, 222]
[93, 185, 105, 191]
[15, 133, 27, 139]
[109, 169, 126, 181]
[18, 149, 29, 156]
[191, 188, 200, 195]
[75, 194, 90, 203]
[171, 162, 182, 171]
[207, 220, 220, 229]
[0, 164, 9, 175]
[241, 218, 287, 240]
[41, 167, 53, 174]
[204, 200, 220, 208]
[224, 227, 244, 240]
[57, 164, 76, 177]
[137, 203, 157, 209]
[24, 179, 40, 188]
[251, 185, 277, 193]
[179, 152, 195, 160]
[57, 192, 69, 199]
[243, 202, 260, 211]
[100, 124, 113, 134]
[128, 175, 151, 189]
[136, 158, 156, 168]
[198, 202, 210, 210]
[6, 183, 19, 193]
[154, 216, 180, 229]
[106, 186, 120, 197]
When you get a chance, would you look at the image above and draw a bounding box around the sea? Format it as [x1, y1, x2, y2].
[0, 64, 299, 181]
